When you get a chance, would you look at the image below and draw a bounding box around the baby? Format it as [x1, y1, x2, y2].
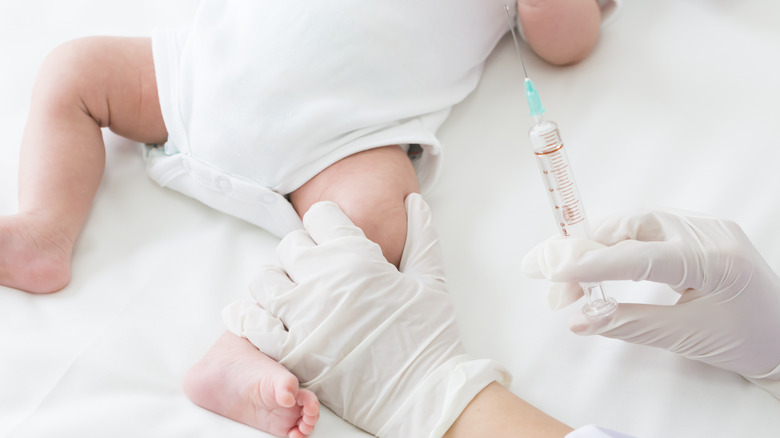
[2, 0, 613, 436]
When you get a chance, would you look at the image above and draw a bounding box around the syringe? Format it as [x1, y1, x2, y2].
[504, 6, 617, 319]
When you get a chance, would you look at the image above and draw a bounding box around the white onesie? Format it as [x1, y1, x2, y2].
[147, 0, 620, 238]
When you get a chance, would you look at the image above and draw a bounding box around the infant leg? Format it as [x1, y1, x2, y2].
[289, 145, 421, 267]
[1, 37, 167, 293]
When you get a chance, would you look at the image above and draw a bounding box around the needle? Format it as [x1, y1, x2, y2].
[504, 5, 528, 78]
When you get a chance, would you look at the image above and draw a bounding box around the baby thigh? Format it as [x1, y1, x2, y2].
[289, 146, 420, 267]
[18, 37, 167, 242]
[30, 36, 168, 144]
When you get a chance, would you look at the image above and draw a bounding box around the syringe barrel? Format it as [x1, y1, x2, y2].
[528, 118, 618, 319]
[528, 119, 592, 239]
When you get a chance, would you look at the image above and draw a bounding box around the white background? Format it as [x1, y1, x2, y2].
[1, 1, 779, 437]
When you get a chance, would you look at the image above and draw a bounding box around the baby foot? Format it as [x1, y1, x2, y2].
[0, 214, 73, 293]
[184, 332, 319, 438]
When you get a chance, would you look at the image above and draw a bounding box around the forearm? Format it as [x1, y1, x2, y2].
[444, 382, 573, 438]
[517, 0, 601, 65]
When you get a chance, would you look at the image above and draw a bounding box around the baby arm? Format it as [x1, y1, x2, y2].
[517, 0, 602, 65]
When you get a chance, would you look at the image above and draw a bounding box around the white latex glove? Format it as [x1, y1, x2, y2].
[223, 193, 511, 437]
[522, 209, 780, 399]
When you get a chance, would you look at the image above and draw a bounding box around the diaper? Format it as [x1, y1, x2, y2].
[146, 0, 515, 237]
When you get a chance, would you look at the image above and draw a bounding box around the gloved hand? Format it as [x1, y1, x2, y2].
[522, 209, 780, 399]
[223, 193, 511, 437]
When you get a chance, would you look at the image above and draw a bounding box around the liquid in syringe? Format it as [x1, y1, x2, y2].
[529, 117, 588, 238]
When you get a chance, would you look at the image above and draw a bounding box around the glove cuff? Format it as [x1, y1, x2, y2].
[377, 355, 512, 438]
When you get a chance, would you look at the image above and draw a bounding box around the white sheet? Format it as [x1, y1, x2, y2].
[2, 1, 779, 437]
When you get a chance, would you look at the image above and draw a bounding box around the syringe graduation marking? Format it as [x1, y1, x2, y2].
[535, 146, 585, 227]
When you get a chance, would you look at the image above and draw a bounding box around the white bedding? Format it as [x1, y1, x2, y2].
[2, 1, 779, 437]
